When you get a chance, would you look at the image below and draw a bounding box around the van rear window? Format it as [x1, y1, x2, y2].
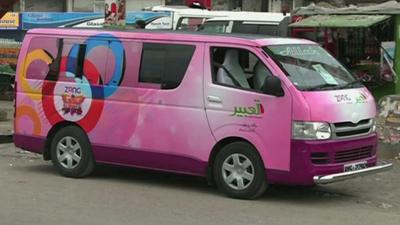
[25, 37, 61, 80]
[139, 43, 195, 89]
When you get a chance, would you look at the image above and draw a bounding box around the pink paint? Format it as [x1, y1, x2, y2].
[14, 28, 378, 186]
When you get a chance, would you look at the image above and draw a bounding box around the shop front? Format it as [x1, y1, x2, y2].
[290, 14, 397, 100]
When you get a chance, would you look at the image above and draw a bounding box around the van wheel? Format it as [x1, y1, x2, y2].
[50, 126, 95, 178]
[214, 142, 267, 199]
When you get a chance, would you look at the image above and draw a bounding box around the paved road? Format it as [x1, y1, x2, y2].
[0, 143, 399, 225]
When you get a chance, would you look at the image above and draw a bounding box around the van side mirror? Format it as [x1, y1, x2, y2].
[261, 76, 284, 97]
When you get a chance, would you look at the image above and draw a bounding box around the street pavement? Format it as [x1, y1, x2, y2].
[0, 142, 399, 225]
[0, 101, 13, 136]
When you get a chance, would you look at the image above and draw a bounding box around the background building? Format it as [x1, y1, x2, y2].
[211, 0, 304, 12]
[10, 0, 302, 12]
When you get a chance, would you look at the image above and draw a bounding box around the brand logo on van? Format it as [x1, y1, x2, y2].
[355, 93, 368, 104]
[231, 100, 264, 118]
[61, 86, 85, 116]
[334, 94, 352, 103]
[334, 93, 368, 104]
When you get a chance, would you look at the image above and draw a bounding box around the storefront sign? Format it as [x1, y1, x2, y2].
[22, 12, 103, 29]
[0, 12, 20, 30]
[104, 0, 126, 27]
[21, 12, 171, 29]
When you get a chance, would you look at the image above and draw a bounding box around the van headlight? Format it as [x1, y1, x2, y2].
[292, 121, 331, 140]
[371, 118, 376, 132]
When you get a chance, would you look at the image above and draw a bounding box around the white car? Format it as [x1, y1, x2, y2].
[199, 13, 290, 36]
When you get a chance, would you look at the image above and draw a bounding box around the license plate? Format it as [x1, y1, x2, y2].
[344, 161, 368, 172]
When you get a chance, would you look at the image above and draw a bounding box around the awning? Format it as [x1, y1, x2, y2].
[289, 15, 391, 28]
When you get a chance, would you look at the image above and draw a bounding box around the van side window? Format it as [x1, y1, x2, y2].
[232, 22, 258, 34]
[177, 17, 205, 31]
[75, 44, 86, 79]
[257, 25, 278, 35]
[139, 43, 195, 89]
[211, 47, 273, 91]
[25, 37, 61, 80]
[47, 39, 63, 81]
[60, 41, 88, 80]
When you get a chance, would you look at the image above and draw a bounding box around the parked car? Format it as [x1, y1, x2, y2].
[148, 5, 289, 33]
[14, 28, 392, 199]
[199, 12, 290, 36]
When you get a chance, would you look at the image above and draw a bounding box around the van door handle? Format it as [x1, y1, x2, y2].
[207, 96, 222, 103]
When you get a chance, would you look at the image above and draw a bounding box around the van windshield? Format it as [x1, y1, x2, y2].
[264, 44, 362, 91]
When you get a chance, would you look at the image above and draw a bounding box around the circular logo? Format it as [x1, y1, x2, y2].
[53, 77, 92, 122]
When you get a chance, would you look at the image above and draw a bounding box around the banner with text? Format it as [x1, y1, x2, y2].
[0, 12, 20, 30]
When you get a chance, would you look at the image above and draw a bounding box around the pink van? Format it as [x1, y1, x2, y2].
[14, 28, 392, 199]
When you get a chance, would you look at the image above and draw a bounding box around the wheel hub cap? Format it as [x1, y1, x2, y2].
[222, 153, 255, 191]
[56, 136, 82, 169]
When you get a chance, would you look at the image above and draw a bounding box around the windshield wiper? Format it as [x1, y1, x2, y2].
[304, 83, 339, 91]
[338, 80, 364, 89]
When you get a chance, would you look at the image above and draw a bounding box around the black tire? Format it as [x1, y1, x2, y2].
[214, 142, 267, 199]
[50, 126, 95, 178]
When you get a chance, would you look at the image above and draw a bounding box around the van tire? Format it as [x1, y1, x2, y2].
[50, 126, 95, 178]
[214, 142, 267, 199]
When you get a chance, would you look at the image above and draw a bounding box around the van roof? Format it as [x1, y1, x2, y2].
[27, 28, 314, 47]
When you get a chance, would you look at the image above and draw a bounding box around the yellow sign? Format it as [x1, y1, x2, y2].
[0, 12, 20, 29]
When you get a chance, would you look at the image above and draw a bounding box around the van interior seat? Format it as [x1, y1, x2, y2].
[253, 61, 272, 90]
[216, 49, 250, 89]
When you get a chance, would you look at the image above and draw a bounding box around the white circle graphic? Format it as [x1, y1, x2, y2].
[53, 78, 92, 122]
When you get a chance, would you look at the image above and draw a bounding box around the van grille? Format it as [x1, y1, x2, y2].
[332, 119, 373, 139]
[334, 146, 373, 163]
[311, 152, 329, 164]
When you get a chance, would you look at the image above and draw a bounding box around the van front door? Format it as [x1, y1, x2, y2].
[204, 44, 293, 172]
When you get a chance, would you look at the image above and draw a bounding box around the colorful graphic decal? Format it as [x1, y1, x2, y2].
[59, 86, 89, 118]
[230, 100, 264, 118]
[18, 49, 53, 100]
[16, 33, 127, 133]
[15, 105, 42, 135]
[43, 34, 126, 132]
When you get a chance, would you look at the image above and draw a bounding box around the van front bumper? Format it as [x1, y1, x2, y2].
[313, 163, 393, 184]
[266, 133, 390, 185]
